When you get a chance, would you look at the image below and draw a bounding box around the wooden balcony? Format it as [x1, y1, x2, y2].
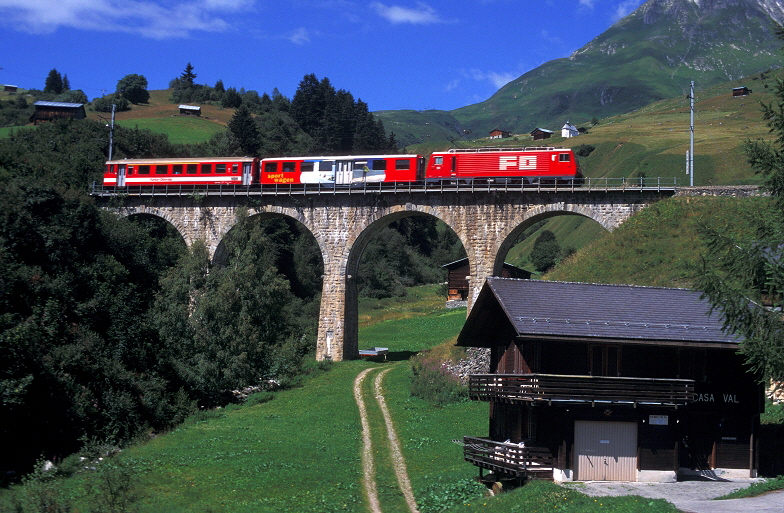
[462, 437, 555, 479]
[468, 373, 694, 407]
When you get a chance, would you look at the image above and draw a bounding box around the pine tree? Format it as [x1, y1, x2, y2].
[62, 74, 70, 91]
[181, 62, 197, 87]
[228, 104, 259, 156]
[44, 69, 63, 95]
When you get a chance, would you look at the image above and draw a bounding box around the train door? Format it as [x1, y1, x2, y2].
[451, 156, 457, 178]
[117, 164, 126, 187]
[242, 161, 253, 185]
[335, 160, 352, 185]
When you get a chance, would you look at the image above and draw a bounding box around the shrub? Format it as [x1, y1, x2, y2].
[409, 352, 467, 406]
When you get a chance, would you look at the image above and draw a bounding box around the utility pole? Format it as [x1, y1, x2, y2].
[688, 81, 694, 186]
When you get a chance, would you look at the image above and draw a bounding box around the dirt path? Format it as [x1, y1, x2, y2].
[354, 368, 382, 513]
[374, 368, 421, 513]
[353, 366, 421, 513]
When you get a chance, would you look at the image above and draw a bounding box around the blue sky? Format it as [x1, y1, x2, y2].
[0, 0, 645, 112]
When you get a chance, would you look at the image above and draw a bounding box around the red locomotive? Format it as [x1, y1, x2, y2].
[103, 147, 581, 188]
[426, 147, 581, 184]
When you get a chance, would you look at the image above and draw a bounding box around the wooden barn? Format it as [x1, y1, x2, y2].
[530, 128, 553, 141]
[458, 278, 763, 483]
[732, 87, 751, 97]
[489, 129, 511, 139]
[442, 258, 530, 302]
[29, 101, 86, 125]
[3, 85, 18, 93]
[179, 104, 201, 116]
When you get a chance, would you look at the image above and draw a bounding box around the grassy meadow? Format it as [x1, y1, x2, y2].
[0, 284, 699, 513]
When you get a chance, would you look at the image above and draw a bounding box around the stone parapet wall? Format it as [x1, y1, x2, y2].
[675, 185, 766, 197]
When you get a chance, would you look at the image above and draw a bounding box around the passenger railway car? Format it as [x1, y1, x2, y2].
[103, 157, 258, 187]
[425, 147, 581, 184]
[259, 154, 425, 185]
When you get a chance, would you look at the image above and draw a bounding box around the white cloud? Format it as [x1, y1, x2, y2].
[468, 69, 516, 89]
[612, 0, 643, 21]
[371, 2, 442, 24]
[288, 27, 311, 45]
[0, 0, 254, 38]
[578, 0, 595, 8]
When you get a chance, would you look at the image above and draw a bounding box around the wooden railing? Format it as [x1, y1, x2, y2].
[468, 373, 694, 407]
[462, 437, 555, 479]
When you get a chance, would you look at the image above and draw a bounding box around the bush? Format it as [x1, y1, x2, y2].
[92, 95, 130, 112]
[409, 352, 467, 406]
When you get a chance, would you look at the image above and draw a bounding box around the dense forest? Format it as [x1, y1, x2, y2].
[0, 71, 463, 477]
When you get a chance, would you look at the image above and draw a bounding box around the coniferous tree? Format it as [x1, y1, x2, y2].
[44, 69, 63, 95]
[62, 74, 70, 91]
[181, 62, 197, 87]
[228, 104, 259, 156]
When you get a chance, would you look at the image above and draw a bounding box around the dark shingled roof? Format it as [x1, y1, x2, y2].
[458, 278, 742, 347]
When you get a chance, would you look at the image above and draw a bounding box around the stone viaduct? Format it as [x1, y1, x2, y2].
[102, 187, 676, 361]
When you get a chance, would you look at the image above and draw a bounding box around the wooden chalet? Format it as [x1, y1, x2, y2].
[457, 278, 763, 483]
[732, 87, 751, 97]
[3, 85, 18, 93]
[29, 101, 86, 125]
[443, 258, 530, 301]
[530, 128, 553, 141]
[489, 129, 511, 139]
[178, 104, 201, 116]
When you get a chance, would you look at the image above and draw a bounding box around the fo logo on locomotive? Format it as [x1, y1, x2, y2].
[499, 155, 537, 170]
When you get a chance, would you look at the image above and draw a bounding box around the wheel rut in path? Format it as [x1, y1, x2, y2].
[354, 366, 421, 513]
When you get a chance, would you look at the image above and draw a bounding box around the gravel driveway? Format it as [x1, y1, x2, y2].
[563, 478, 784, 513]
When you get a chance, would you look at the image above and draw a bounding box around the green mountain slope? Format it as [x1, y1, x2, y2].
[378, 0, 784, 145]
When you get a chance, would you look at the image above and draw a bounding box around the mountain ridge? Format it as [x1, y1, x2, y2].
[377, 0, 784, 146]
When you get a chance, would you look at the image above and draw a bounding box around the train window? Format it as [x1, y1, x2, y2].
[434, 156, 443, 165]
[126, 166, 134, 175]
[301, 162, 314, 172]
[282, 162, 296, 172]
[186, 164, 198, 174]
[264, 162, 278, 173]
[372, 160, 386, 170]
[155, 165, 168, 174]
[138, 165, 150, 175]
[215, 164, 227, 174]
[559, 153, 571, 162]
[201, 164, 212, 174]
[395, 159, 410, 170]
[172, 165, 183, 175]
[231, 163, 238, 173]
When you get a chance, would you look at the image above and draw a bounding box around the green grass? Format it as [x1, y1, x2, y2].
[547, 195, 773, 288]
[115, 116, 225, 144]
[719, 475, 784, 500]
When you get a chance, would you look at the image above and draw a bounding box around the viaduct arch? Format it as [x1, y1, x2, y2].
[107, 188, 672, 361]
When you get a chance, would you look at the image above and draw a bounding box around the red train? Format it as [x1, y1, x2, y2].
[103, 147, 581, 188]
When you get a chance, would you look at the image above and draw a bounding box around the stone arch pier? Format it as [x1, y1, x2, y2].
[107, 189, 671, 361]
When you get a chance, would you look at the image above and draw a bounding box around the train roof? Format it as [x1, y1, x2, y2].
[261, 154, 421, 160]
[106, 157, 257, 164]
[432, 147, 571, 154]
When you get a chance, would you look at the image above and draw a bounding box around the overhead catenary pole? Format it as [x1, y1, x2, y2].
[689, 81, 694, 186]
[108, 103, 116, 161]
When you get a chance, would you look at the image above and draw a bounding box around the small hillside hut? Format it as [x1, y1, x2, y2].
[29, 101, 86, 125]
[458, 278, 764, 484]
[732, 87, 751, 97]
[3, 85, 18, 93]
[561, 122, 579, 138]
[489, 129, 511, 139]
[530, 128, 553, 141]
[179, 104, 201, 116]
[442, 258, 530, 302]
